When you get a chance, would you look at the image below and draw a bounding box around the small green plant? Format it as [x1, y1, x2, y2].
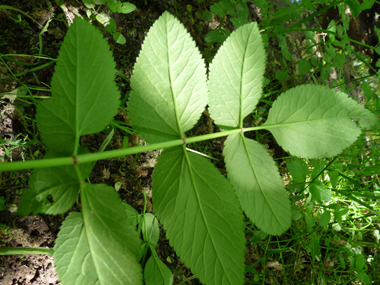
[204, 0, 249, 44]
[81, 0, 136, 44]
[0, 11, 378, 285]
[0, 134, 37, 162]
[285, 150, 380, 283]
[124, 195, 174, 284]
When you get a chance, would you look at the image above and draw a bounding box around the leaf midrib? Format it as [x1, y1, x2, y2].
[264, 116, 351, 129]
[240, 133, 283, 232]
[81, 186, 129, 285]
[152, 248, 169, 282]
[239, 26, 255, 129]
[183, 147, 232, 284]
[166, 17, 184, 140]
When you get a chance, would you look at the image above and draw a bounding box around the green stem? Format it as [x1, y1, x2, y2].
[0, 128, 241, 171]
[0, 5, 51, 68]
[0, 119, 345, 172]
[0, 247, 53, 255]
[1, 54, 56, 66]
[0, 5, 43, 29]
[13, 60, 55, 77]
[140, 194, 149, 266]
[1, 95, 51, 99]
[74, 164, 84, 185]
[0, 58, 37, 106]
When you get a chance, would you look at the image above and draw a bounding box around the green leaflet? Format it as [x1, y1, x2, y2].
[224, 134, 291, 235]
[286, 156, 308, 192]
[152, 147, 245, 285]
[128, 12, 208, 143]
[311, 160, 326, 180]
[54, 184, 142, 285]
[208, 22, 266, 128]
[264, 85, 378, 158]
[205, 29, 230, 44]
[18, 165, 84, 215]
[18, 149, 92, 216]
[309, 180, 332, 204]
[286, 157, 308, 184]
[328, 170, 339, 188]
[144, 248, 173, 285]
[207, 21, 290, 235]
[142, 213, 159, 248]
[17, 188, 50, 216]
[124, 202, 141, 227]
[37, 17, 120, 155]
[53, 213, 99, 284]
[319, 210, 331, 227]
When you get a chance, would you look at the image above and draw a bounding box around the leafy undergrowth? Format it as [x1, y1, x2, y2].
[0, 0, 380, 285]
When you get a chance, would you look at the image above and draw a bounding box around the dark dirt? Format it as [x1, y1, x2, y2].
[0, 216, 59, 285]
[1, 255, 58, 285]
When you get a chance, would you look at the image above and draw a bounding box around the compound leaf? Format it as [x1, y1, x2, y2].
[264, 85, 378, 158]
[37, 17, 120, 155]
[128, 11, 208, 143]
[208, 22, 266, 129]
[152, 146, 245, 285]
[224, 134, 291, 235]
[54, 184, 142, 285]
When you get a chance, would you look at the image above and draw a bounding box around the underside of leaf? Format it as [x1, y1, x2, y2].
[264, 85, 377, 158]
[224, 134, 291, 235]
[152, 146, 245, 285]
[128, 11, 208, 143]
[208, 22, 266, 128]
[54, 184, 142, 285]
[144, 250, 173, 285]
[37, 17, 120, 155]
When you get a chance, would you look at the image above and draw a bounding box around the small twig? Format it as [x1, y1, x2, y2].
[177, 275, 197, 285]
